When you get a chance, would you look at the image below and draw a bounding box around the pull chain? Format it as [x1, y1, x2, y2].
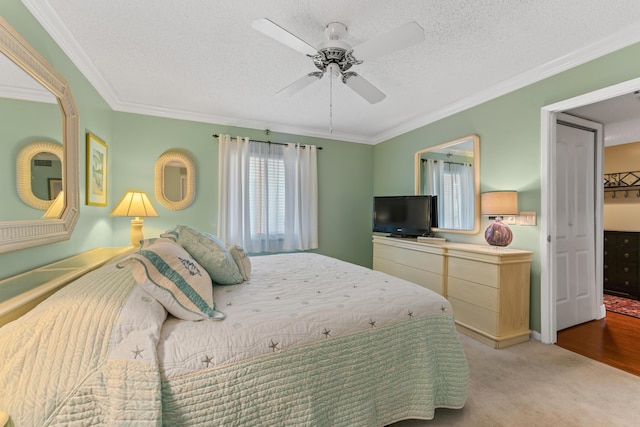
[329, 69, 333, 133]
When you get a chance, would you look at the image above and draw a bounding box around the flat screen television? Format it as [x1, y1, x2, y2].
[372, 195, 436, 238]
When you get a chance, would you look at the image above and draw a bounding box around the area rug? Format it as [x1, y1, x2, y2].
[603, 294, 640, 319]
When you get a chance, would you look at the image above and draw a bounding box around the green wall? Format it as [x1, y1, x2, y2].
[373, 42, 640, 333]
[110, 113, 374, 268]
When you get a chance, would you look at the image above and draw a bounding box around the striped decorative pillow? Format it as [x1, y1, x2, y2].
[118, 237, 221, 321]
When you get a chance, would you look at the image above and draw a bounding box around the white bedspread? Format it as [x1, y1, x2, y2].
[158, 253, 454, 378]
[0, 252, 468, 427]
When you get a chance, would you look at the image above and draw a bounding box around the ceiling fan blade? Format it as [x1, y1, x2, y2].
[342, 72, 386, 104]
[277, 72, 323, 97]
[252, 18, 317, 56]
[351, 21, 424, 61]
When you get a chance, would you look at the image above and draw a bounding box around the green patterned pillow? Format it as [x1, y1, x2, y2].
[227, 244, 251, 281]
[117, 237, 219, 321]
[163, 226, 243, 285]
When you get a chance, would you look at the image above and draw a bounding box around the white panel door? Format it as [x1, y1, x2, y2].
[555, 122, 597, 331]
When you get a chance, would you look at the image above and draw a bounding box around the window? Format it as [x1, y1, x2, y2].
[217, 135, 318, 253]
[248, 153, 285, 238]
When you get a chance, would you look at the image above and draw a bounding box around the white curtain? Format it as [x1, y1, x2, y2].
[423, 159, 474, 229]
[217, 135, 318, 253]
[422, 159, 443, 226]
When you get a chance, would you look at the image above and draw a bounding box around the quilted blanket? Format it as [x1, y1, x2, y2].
[0, 253, 468, 426]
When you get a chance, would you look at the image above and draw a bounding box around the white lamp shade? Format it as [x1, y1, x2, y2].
[481, 191, 518, 216]
[110, 190, 159, 218]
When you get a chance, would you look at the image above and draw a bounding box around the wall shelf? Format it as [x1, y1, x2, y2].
[604, 171, 640, 198]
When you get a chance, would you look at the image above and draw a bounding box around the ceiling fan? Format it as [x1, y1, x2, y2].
[252, 18, 425, 104]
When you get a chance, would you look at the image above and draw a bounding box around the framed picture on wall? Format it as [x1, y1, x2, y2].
[86, 133, 108, 206]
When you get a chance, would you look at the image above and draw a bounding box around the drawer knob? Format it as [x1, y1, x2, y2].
[624, 267, 629, 273]
[625, 253, 630, 258]
[624, 239, 630, 244]
[625, 281, 630, 286]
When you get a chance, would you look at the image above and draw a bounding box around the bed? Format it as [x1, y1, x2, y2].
[0, 227, 468, 426]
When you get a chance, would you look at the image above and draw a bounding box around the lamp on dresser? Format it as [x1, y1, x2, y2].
[110, 190, 159, 246]
[481, 191, 518, 247]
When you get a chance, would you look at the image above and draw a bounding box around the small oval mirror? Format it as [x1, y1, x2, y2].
[154, 150, 195, 210]
[16, 141, 64, 211]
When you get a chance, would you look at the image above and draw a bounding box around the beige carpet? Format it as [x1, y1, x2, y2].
[392, 333, 640, 427]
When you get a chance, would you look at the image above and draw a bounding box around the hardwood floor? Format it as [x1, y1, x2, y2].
[556, 310, 640, 377]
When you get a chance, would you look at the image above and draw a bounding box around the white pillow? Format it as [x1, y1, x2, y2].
[117, 237, 219, 321]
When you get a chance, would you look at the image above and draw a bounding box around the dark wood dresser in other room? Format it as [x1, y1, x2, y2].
[604, 231, 640, 300]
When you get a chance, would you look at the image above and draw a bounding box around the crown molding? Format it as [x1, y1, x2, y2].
[372, 21, 640, 144]
[21, 0, 121, 107]
[22, 0, 640, 146]
[22, 0, 375, 145]
[114, 99, 374, 144]
[0, 84, 57, 103]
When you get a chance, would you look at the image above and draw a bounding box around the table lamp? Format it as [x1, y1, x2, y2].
[481, 191, 518, 247]
[110, 190, 159, 246]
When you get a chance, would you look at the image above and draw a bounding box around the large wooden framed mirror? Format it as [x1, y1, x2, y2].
[0, 16, 79, 253]
[414, 134, 480, 234]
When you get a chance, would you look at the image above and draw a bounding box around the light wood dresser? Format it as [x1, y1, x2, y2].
[373, 235, 532, 348]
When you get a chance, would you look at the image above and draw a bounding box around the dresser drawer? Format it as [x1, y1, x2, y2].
[618, 236, 639, 249]
[449, 296, 497, 336]
[374, 243, 444, 275]
[373, 257, 444, 295]
[448, 257, 498, 288]
[447, 277, 498, 311]
[617, 249, 638, 263]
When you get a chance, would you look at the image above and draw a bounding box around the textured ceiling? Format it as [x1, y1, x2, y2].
[21, 0, 640, 144]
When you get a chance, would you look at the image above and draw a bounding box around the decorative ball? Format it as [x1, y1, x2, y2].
[484, 219, 513, 247]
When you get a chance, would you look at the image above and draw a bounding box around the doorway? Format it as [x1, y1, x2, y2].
[554, 115, 600, 331]
[541, 76, 640, 344]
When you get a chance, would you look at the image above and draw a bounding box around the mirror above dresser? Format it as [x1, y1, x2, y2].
[414, 134, 480, 234]
[0, 16, 79, 253]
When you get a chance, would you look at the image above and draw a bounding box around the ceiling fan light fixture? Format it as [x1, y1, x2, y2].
[324, 22, 348, 41]
[327, 63, 341, 78]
